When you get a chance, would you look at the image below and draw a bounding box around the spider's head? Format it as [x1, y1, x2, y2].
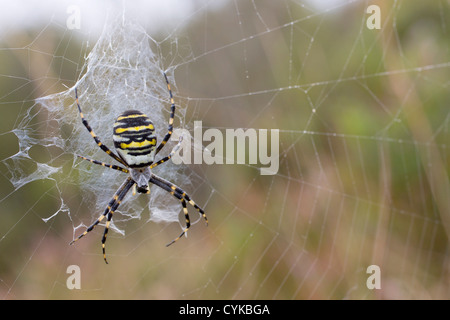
[136, 185, 150, 194]
[130, 167, 152, 194]
[113, 110, 157, 168]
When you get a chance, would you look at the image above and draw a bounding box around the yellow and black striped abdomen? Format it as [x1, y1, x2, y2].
[113, 110, 156, 168]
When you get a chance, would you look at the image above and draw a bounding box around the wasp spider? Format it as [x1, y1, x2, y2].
[70, 73, 208, 264]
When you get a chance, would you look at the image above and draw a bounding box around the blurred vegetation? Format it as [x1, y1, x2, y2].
[0, 0, 449, 299]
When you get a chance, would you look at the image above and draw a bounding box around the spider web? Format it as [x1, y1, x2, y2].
[0, 0, 449, 299]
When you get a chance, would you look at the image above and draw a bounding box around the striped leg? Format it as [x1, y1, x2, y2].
[149, 175, 208, 246]
[165, 199, 190, 247]
[70, 177, 134, 264]
[150, 136, 183, 169]
[76, 155, 129, 173]
[179, 192, 208, 226]
[154, 72, 176, 156]
[75, 87, 128, 166]
[100, 179, 134, 263]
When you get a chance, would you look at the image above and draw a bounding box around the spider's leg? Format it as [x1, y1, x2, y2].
[150, 136, 183, 169]
[178, 192, 208, 226]
[165, 198, 190, 247]
[74, 87, 128, 166]
[100, 178, 134, 264]
[154, 72, 176, 156]
[149, 175, 208, 246]
[70, 178, 134, 263]
[69, 177, 133, 244]
[151, 175, 208, 225]
[76, 155, 129, 173]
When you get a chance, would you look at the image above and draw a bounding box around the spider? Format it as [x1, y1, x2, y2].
[70, 72, 208, 264]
